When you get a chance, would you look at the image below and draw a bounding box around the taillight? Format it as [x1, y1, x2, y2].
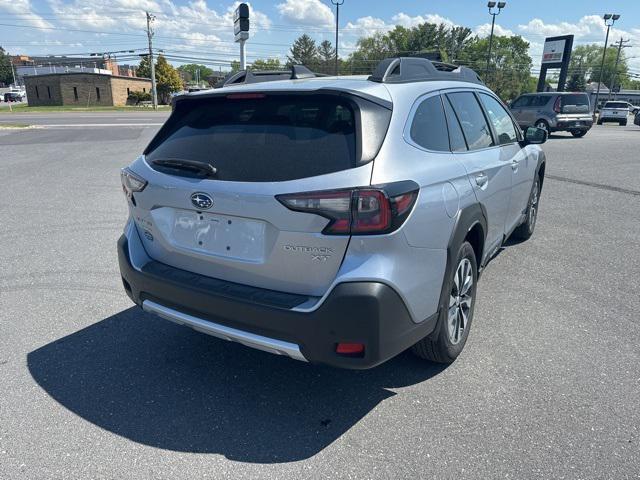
[276, 181, 418, 235]
[120, 168, 147, 202]
[553, 96, 561, 113]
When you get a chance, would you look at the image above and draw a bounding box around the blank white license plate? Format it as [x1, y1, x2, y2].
[170, 209, 266, 261]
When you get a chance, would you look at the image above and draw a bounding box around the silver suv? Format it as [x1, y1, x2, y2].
[118, 58, 547, 369]
[510, 92, 592, 137]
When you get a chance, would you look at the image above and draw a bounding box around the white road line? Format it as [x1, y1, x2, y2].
[41, 123, 164, 127]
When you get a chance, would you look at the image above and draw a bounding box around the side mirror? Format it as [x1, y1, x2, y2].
[523, 126, 547, 145]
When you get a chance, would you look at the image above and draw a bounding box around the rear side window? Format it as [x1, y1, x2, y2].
[145, 94, 360, 182]
[409, 95, 449, 151]
[446, 92, 494, 150]
[479, 93, 518, 145]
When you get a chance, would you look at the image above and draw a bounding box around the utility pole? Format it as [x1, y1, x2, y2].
[331, 0, 344, 76]
[608, 38, 631, 100]
[10, 57, 17, 86]
[146, 11, 158, 110]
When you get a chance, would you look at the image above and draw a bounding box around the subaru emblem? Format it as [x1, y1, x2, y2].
[191, 192, 213, 210]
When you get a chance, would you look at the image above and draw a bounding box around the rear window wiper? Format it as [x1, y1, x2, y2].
[150, 158, 217, 178]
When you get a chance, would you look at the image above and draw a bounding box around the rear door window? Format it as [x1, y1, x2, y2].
[443, 96, 467, 152]
[145, 93, 359, 182]
[479, 93, 518, 145]
[409, 95, 450, 151]
[446, 92, 495, 150]
[531, 96, 551, 107]
[511, 96, 532, 108]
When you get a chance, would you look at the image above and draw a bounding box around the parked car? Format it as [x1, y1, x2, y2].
[634, 111, 640, 126]
[510, 92, 592, 137]
[3, 91, 25, 102]
[597, 101, 630, 126]
[118, 58, 547, 369]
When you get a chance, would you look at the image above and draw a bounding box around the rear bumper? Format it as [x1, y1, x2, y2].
[552, 119, 593, 131]
[598, 115, 627, 122]
[118, 235, 437, 369]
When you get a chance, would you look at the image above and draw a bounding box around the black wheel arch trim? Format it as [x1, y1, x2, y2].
[429, 204, 486, 339]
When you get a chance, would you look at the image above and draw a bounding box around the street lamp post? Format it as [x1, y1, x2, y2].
[593, 13, 619, 114]
[331, 0, 344, 76]
[485, 1, 506, 81]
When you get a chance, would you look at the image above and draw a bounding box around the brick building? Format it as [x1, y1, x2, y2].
[23, 73, 152, 107]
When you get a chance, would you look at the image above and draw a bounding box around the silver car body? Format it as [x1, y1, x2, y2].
[510, 92, 593, 133]
[120, 72, 545, 365]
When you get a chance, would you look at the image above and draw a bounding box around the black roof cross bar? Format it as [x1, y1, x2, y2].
[222, 64, 325, 87]
[368, 57, 484, 85]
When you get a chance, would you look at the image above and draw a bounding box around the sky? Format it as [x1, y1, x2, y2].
[1, 0, 639, 75]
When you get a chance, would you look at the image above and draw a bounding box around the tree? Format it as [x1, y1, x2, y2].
[566, 72, 587, 92]
[459, 35, 533, 101]
[0, 47, 13, 86]
[287, 34, 319, 68]
[177, 64, 214, 84]
[137, 55, 151, 79]
[569, 44, 628, 88]
[250, 58, 283, 70]
[137, 55, 183, 104]
[317, 40, 336, 74]
[155, 55, 183, 104]
[230, 58, 282, 73]
[345, 22, 474, 75]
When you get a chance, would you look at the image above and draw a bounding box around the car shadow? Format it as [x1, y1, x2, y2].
[27, 307, 446, 463]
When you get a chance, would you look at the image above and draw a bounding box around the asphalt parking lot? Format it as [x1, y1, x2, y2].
[1, 113, 639, 479]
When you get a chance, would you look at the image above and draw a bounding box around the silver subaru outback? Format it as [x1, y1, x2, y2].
[118, 57, 547, 369]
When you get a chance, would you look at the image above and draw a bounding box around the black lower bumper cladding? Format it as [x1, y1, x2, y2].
[118, 236, 437, 369]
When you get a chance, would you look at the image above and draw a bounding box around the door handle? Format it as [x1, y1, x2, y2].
[475, 173, 488, 187]
[511, 160, 519, 171]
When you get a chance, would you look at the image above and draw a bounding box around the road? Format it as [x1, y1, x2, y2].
[1, 113, 639, 479]
[0, 110, 169, 126]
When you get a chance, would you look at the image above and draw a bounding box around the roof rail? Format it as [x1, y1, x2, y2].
[221, 65, 324, 87]
[368, 57, 484, 85]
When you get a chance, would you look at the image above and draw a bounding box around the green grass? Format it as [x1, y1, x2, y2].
[0, 122, 32, 128]
[0, 104, 171, 113]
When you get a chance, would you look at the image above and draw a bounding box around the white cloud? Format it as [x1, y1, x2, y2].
[0, 0, 51, 28]
[516, 16, 640, 73]
[392, 13, 456, 29]
[344, 16, 392, 37]
[277, 0, 333, 28]
[474, 22, 514, 38]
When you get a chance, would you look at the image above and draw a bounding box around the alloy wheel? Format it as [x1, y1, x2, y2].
[528, 180, 539, 233]
[448, 258, 474, 345]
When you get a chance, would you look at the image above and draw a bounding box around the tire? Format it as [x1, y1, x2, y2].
[535, 119, 549, 133]
[571, 130, 587, 138]
[621, 120, 627, 126]
[412, 242, 477, 363]
[513, 175, 541, 241]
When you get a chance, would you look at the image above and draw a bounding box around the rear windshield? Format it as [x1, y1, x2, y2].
[604, 102, 628, 109]
[145, 93, 358, 182]
[560, 94, 590, 113]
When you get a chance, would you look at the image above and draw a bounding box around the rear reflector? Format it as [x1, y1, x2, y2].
[336, 343, 365, 356]
[276, 181, 418, 236]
